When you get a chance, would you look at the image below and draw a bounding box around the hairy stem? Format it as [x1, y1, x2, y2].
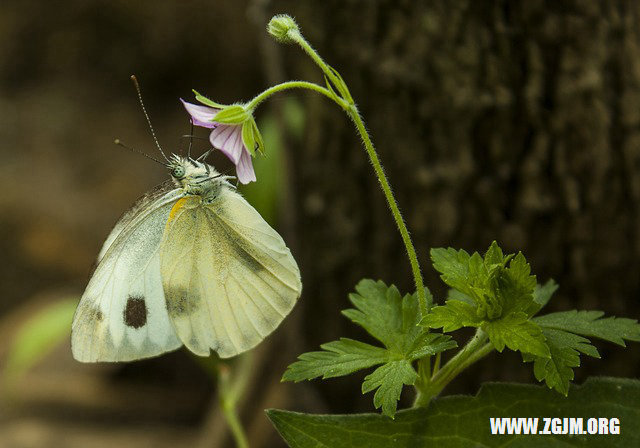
[348, 108, 427, 313]
[247, 80, 336, 110]
[286, 27, 427, 314]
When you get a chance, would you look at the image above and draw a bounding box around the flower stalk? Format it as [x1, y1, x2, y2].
[259, 15, 428, 314]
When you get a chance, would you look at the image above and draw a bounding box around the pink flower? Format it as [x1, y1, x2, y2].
[181, 99, 256, 184]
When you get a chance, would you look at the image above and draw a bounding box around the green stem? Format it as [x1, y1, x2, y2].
[288, 30, 348, 102]
[220, 401, 249, 448]
[247, 80, 336, 110]
[217, 354, 253, 448]
[432, 352, 441, 375]
[414, 329, 492, 406]
[348, 110, 427, 313]
[287, 28, 427, 313]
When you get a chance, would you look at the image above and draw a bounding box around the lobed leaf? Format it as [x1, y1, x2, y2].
[421, 300, 482, 332]
[342, 280, 405, 353]
[525, 328, 600, 395]
[534, 310, 640, 346]
[282, 338, 391, 382]
[284, 279, 456, 417]
[430, 247, 475, 296]
[361, 360, 417, 418]
[532, 279, 559, 310]
[483, 312, 550, 358]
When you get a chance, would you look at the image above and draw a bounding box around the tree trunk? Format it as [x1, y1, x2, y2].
[271, 0, 640, 407]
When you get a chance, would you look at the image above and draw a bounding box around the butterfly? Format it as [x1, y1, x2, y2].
[72, 152, 302, 362]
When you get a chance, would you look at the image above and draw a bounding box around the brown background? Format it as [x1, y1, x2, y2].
[1, 0, 639, 447]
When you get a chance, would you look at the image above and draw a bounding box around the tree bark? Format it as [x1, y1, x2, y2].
[271, 0, 640, 405]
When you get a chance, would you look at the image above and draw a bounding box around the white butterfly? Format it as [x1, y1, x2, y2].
[72, 153, 302, 362]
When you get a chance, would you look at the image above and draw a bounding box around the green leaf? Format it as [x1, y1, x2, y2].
[497, 252, 537, 315]
[484, 312, 550, 358]
[268, 377, 639, 447]
[361, 360, 417, 418]
[282, 338, 391, 381]
[283, 280, 456, 417]
[407, 333, 458, 361]
[212, 105, 250, 124]
[421, 300, 482, 332]
[446, 288, 475, 305]
[534, 310, 640, 346]
[430, 247, 476, 297]
[525, 328, 600, 395]
[192, 89, 226, 108]
[524, 310, 640, 394]
[341, 280, 406, 352]
[431, 242, 538, 322]
[483, 240, 505, 266]
[533, 279, 559, 309]
[3, 298, 77, 392]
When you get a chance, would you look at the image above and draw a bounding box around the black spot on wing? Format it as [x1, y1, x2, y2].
[165, 287, 198, 317]
[124, 295, 147, 328]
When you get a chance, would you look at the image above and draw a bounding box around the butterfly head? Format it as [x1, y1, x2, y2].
[167, 154, 229, 198]
[167, 154, 188, 180]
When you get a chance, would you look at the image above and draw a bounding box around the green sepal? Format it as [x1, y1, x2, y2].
[252, 119, 265, 155]
[192, 89, 227, 108]
[326, 64, 354, 104]
[241, 120, 256, 156]
[213, 105, 250, 124]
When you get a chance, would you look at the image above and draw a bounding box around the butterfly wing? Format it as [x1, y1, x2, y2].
[160, 188, 302, 358]
[72, 186, 184, 362]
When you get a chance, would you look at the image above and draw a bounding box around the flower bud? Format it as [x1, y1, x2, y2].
[267, 14, 299, 43]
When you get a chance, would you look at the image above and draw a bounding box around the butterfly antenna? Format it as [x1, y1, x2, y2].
[180, 135, 209, 141]
[130, 75, 170, 163]
[196, 147, 214, 162]
[114, 139, 166, 166]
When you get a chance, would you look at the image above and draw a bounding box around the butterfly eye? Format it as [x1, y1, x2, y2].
[172, 165, 186, 179]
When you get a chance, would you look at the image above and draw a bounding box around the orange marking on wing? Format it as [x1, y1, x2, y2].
[168, 197, 189, 223]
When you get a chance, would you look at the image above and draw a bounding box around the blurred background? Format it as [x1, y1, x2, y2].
[1, 0, 640, 446]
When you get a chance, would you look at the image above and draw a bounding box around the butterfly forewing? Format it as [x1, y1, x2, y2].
[160, 189, 302, 358]
[72, 188, 184, 362]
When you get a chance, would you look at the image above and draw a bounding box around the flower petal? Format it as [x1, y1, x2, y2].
[235, 148, 256, 184]
[209, 124, 244, 164]
[181, 99, 219, 128]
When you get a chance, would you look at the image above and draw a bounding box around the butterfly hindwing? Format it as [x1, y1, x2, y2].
[160, 188, 302, 358]
[72, 187, 184, 362]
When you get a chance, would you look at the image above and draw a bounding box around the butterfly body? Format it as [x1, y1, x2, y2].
[72, 155, 301, 362]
